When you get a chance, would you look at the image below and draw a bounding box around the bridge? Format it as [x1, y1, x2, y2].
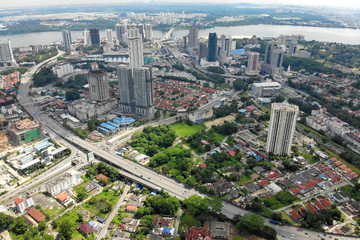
[161, 26, 176, 42]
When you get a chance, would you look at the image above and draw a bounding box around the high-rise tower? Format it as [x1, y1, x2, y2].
[128, 26, 144, 69]
[88, 63, 110, 102]
[245, 52, 259, 76]
[90, 28, 100, 46]
[83, 29, 91, 46]
[266, 101, 299, 155]
[145, 24, 153, 40]
[262, 41, 284, 75]
[188, 27, 199, 49]
[207, 33, 217, 62]
[115, 23, 126, 42]
[62, 30, 72, 50]
[106, 29, 113, 43]
[0, 39, 16, 68]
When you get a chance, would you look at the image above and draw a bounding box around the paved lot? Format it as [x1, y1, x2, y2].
[32, 193, 63, 210]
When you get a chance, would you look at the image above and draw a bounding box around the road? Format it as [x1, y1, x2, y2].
[9, 50, 359, 240]
[97, 185, 130, 240]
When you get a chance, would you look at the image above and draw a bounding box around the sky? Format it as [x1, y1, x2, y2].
[1, 0, 359, 9]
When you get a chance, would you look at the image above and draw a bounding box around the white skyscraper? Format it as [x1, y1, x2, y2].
[62, 30, 72, 50]
[88, 63, 110, 102]
[83, 29, 91, 46]
[133, 67, 154, 118]
[266, 101, 299, 155]
[245, 52, 260, 75]
[188, 26, 199, 49]
[0, 39, 16, 69]
[128, 26, 144, 69]
[145, 24, 153, 40]
[106, 29, 113, 43]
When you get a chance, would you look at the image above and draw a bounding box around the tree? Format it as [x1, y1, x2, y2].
[237, 213, 264, 233]
[0, 213, 14, 231]
[76, 186, 88, 202]
[38, 220, 47, 231]
[11, 217, 28, 235]
[59, 221, 73, 240]
[180, 215, 201, 228]
[65, 90, 80, 101]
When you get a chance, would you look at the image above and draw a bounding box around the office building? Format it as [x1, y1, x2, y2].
[118, 66, 154, 119]
[0, 39, 16, 68]
[62, 30, 72, 50]
[46, 172, 81, 196]
[245, 52, 260, 76]
[198, 42, 208, 61]
[137, 23, 145, 39]
[266, 101, 299, 155]
[83, 29, 91, 46]
[145, 24, 153, 40]
[128, 26, 144, 69]
[262, 41, 284, 76]
[90, 28, 100, 46]
[288, 40, 297, 56]
[207, 33, 217, 62]
[251, 81, 281, 98]
[52, 62, 74, 78]
[188, 26, 199, 49]
[88, 62, 110, 101]
[224, 36, 232, 57]
[106, 29, 113, 43]
[115, 23, 126, 42]
[183, 36, 187, 49]
[220, 34, 226, 52]
[8, 119, 41, 146]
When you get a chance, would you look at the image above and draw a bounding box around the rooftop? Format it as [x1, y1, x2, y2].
[271, 101, 299, 112]
[9, 119, 39, 133]
[28, 208, 46, 222]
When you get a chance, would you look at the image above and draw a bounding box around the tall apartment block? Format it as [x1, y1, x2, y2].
[83, 29, 91, 46]
[266, 101, 299, 155]
[106, 29, 113, 43]
[115, 23, 127, 42]
[62, 30, 72, 50]
[0, 39, 16, 68]
[128, 26, 144, 69]
[245, 52, 260, 75]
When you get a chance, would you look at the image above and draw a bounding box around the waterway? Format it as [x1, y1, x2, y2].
[2, 24, 360, 48]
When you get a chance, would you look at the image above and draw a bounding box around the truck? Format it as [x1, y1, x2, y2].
[269, 219, 282, 226]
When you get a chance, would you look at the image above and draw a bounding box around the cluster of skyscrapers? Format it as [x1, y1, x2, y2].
[118, 25, 154, 119]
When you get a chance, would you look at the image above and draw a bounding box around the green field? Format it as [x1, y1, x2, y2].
[82, 190, 120, 217]
[54, 207, 87, 239]
[262, 191, 300, 210]
[170, 123, 206, 137]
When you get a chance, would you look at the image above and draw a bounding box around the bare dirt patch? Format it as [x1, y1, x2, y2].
[205, 115, 236, 128]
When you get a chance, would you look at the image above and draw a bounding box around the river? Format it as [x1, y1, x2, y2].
[2, 24, 360, 48]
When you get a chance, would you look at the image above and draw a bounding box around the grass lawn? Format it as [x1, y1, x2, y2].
[83, 190, 120, 218]
[42, 207, 66, 220]
[213, 132, 226, 142]
[280, 210, 295, 225]
[73, 179, 91, 195]
[237, 176, 253, 186]
[170, 123, 206, 138]
[262, 192, 300, 210]
[302, 153, 319, 164]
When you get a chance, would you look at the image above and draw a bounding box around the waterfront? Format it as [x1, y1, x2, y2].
[2, 24, 360, 48]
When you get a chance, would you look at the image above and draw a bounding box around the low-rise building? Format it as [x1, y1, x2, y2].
[46, 172, 81, 196]
[251, 81, 281, 98]
[14, 196, 34, 213]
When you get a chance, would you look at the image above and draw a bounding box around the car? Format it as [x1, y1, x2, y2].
[297, 229, 300, 231]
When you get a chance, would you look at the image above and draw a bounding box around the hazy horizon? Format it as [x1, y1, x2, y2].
[1, 0, 359, 10]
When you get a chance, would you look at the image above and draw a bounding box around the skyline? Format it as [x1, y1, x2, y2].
[0, 0, 359, 10]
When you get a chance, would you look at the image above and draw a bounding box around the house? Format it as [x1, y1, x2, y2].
[162, 228, 174, 236]
[340, 225, 355, 235]
[306, 204, 318, 213]
[320, 198, 332, 209]
[14, 196, 34, 213]
[28, 208, 46, 222]
[289, 210, 303, 222]
[55, 192, 71, 205]
[97, 217, 105, 223]
[314, 201, 326, 211]
[245, 182, 260, 193]
[126, 205, 138, 212]
[229, 150, 236, 156]
[153, 216, 172, 228]
[95, 173, 109, 182]
[256, 178, 270, 187]
[85, 180, 99, 192]
[77, 223, 94, 236]
[186, 227, 212, 240]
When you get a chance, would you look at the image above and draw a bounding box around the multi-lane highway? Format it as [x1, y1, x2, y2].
[8, 50, 358, 240]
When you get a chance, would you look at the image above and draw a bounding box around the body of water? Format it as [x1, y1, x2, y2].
[2, 24, 360, 48]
